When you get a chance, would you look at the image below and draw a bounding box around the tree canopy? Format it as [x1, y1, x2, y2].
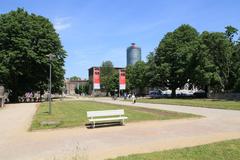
[126, 24, 240, 97]
[197, 32, 233, 92]
[126, 61, 147, 95]
[0, 8, 66, 102]
[100, 61, 118, 95]
[155, 24, 199, 96]
[233, 42, 240, 91]
[225, 25, 238, 42]
[70, 76, 81, 80]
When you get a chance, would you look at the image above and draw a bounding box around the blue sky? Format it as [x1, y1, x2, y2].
[1, 0, 240, 79]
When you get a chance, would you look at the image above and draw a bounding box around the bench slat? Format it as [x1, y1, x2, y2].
[87, 109, 124, 117]
[89, 117, 128, 122]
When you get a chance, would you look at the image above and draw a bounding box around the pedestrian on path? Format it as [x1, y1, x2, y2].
[124, 92, 127, 100]
[132, 93, 136, 104]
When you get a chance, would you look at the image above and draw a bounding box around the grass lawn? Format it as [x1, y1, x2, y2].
[31, 100, 197, 130]
[135, 98, 240, 110]
[109, 139, 240, 160]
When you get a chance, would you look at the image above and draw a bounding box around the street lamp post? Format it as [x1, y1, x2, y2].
[47, 53, 55, 114]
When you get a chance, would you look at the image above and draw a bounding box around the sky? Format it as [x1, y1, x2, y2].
[1, 0, 240, 79]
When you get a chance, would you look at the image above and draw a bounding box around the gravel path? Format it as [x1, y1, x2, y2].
[0, 98, 240, 160]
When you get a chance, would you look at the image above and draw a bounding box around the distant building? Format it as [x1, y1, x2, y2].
[64, 79, 88, 95]
[88, 66, 125, 94]
[127, 43, 141, 66]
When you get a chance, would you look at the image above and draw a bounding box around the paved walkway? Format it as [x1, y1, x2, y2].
[0, 98, 240, 160]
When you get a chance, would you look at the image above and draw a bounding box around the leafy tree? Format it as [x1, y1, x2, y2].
[126, 65, 134, 91]
[79, 85, 83, 94]
[190, 33, 221, 94]
[126, 61, 147, 95]
[75, 82, 89, 95]
[75, 86, 80, 94]
[201, 32, 233, 91]
[145, 51, 170, 89]
[225, 25, 238, 42]
[224, 26, 239, 91]
[233, 42, 240, 91]
[145, 52, 159, 88]
[70, 76, 81, 80]
[155, 24, 199, 97]
[0, 8, 66, 102]
[82, 82, 89, 94]
[108, 71, 119, 93]
[148, 24, 237, 94]
[0, 63, 8, 85]
[189, 30, 235, 93]
[100, 61, 117, 95]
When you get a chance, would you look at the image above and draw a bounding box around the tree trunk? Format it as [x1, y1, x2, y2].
[171, 88, 176, 98]
[204, 85, 209, 98]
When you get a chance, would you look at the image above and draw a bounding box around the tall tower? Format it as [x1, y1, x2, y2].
[127, 43, 141, 66]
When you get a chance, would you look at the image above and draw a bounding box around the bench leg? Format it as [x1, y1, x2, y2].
[92, 121, 95, 128]
[121, 119, 125, 126]
[1, 99, 3, 107]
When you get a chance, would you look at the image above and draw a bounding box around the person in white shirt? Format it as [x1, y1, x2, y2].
[131, 93, 136, 104]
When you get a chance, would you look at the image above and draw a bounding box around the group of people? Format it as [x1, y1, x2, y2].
[18, 91, 41, 102]
[130, 93, 137, 104]
[124, 93, 137, 104]
[111, 92, 136, 103]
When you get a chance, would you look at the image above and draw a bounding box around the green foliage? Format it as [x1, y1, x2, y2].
[108, 71, 119, 92]
[70, 76, 81, 80]
[0, 63, 8, 85]
[225, 25, 238, 42]
[190, 38, 215, 89]
[198, 32, 233, 91]
[126, 61, 147, 94]
[100, 61, 118, 94]
[0, 8, 66, 102]
[145, 52, 161, 88]
[233, 43, 240, 91]
[155, 24, 199, 96]
[149, 24, 238, 94]
[74, 86, 80, 94]
[74, 82, 89, 95]
[190, 32, 231, 92]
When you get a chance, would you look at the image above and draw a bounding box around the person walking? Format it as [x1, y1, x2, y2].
[131, 93, 136, 104]
[123, 92, 127, 100]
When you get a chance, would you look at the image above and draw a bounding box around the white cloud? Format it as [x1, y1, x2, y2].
[53, 17, 72, 32]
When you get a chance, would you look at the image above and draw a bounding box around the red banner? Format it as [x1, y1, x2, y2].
[119, 69, 126, 90]
[93, 67, 100, 89]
